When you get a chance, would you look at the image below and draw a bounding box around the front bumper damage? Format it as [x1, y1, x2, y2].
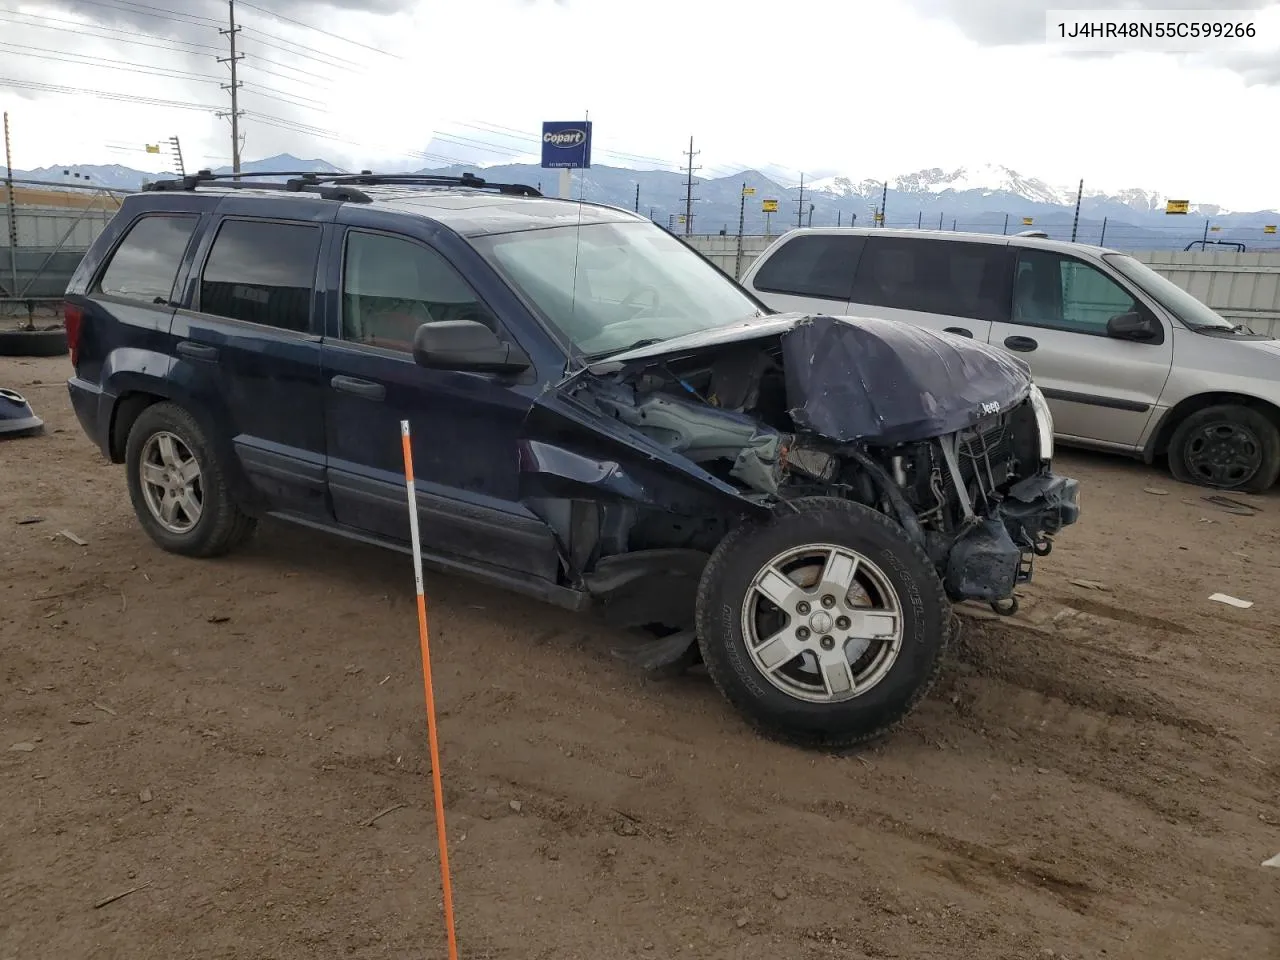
[943, 470, 1081, 609]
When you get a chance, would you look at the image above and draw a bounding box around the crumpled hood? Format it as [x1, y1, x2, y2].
[594, 312, 1034, 445]
[781, 314, 1033, 444]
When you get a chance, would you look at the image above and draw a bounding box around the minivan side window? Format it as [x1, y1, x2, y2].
[198, 219, 321, 333]
[1012, 250, 1140, 335]
[850, 237, 1012, 323]
[97, 214, 199, 304]
[752, 234, 865, 301]
[341, 230, 498, 352]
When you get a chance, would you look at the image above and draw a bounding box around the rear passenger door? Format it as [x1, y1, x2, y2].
[319, 222, 561, 584]
[987, 248, 1172, 448]
[746, 233, 864, 315]
[847, 236, 1014, 341]
[171, 205, 333, 519]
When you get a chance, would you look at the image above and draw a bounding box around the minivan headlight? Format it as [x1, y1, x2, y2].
[1028, 383, 1054, 461]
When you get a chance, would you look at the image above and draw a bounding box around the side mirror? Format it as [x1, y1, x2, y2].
[1106, 310, 1160, 342]
[412, 319, 531, 374]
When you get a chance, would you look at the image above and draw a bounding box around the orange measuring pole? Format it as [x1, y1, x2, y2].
[400, 420, 460, 960]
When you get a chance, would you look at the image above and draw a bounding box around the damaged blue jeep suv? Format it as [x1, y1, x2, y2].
[64, 170, 1079, 747]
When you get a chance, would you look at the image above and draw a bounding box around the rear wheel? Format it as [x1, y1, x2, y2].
[695, 497, 950, 748]
[125, 402, 257, 557]
[1167, 404, 1280, 493]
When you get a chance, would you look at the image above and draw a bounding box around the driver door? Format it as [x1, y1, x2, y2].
[986, 248, 1173, 449]
[320, 224, 560, 583]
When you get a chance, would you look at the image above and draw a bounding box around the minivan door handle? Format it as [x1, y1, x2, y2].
[1004, 335, 1039, 353]
[943, 326, 973, 338]
[176, 341, 218, 361]
[330, 375, 386, 402]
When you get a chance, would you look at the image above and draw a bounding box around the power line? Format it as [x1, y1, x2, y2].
[0, 42, 221, 83]
[0, 75, 222, 112]
[234, 0, 401, 59]
[0, 10, 222, 53]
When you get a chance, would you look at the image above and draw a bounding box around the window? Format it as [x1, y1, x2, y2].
[198, 219, 321, 332]
[850, 237, 1012, 323]
[471, 221, 762, 358]
[97, 214, 198, 304]
[341, 231, 497, 351]
[1012, 250, 1139, 334]
[752, 234, 864, 301]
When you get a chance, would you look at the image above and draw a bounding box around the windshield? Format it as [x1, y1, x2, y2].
[1103, 253, 1235, 330]
[471, 221, 765, 357]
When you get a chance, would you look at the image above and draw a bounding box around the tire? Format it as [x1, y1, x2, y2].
[695, 497, 950, 749]
[1167, 404, 1280, 494]
[0, 327, 68, 358]
[124, 401, 257, 557]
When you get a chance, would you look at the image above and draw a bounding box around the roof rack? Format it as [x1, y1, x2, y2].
[142, 169, 542, 203]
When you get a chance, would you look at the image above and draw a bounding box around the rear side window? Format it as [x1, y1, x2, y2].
[851, 237, 1012, 323]
[97, 214, 198, 304]
[198, 219, 321, 332]
[752, 234, 864, 301]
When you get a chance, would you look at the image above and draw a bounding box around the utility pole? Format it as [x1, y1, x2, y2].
[795, 173, 805, 229]
[218, 0, 244, 176]
[682, 136, 699, 236]
[879, 180, 888, 227]
[634, 182, 640, 213]
[837, 211, 842, 228]
[168, 135, 186, 177]
[3, 111, 18, 303]
[1070, 178, 1083, 242]
[735, 182, 747, 280]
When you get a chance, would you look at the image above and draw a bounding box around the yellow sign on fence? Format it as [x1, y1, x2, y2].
[1022, 217, 1034, 225]
[1209, 226, 1221, 232]
[874, 213, 885, 224]
[145, 144, 161, 154]
[1265, 225, 1277, 235]
[1166, 200, 1190, 215]
[762, 199, 778, 213]
[742, 186, 756, 196]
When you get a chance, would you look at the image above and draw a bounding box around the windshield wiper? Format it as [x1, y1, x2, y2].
[584, 337, 668, 361]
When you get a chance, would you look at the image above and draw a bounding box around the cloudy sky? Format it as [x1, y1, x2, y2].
[3, 0, 1280, 208]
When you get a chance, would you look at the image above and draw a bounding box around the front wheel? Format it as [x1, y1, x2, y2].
[1167, 404, 1280, 494]
[695, 497, 950, 749]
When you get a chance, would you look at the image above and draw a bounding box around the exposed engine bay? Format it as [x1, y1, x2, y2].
[549, 315, 1079, 620]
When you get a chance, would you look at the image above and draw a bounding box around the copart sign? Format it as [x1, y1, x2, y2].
[541, 120, 593, 170]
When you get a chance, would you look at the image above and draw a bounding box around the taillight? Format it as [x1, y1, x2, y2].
[64, 302, 83, 366]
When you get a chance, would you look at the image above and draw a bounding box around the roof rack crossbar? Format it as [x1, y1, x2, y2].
[142, 169, 349, 192]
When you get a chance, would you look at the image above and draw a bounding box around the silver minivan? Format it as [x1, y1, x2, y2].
[740, 228, 1280, 492]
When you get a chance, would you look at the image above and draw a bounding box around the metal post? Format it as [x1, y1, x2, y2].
[952, 219, 957, 231]
[3, 111, 19, 307]
[558, 168, 571, 200]
[879, 180, 887, 227]
[1202, 219, 1210, 245]
[938, 212, 944, 230]
[838, 211, 842, 228]
[916, 212, 922, 229]
[1003, 213, 1009, 235]
[634, 183, 639, 213]
[734, 183, 746, 280]
[1099, 216, 1108, 246]
[1070, 178, 1083, 242]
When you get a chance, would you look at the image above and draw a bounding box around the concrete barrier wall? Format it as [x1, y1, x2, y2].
[685, 234, 1280, 337]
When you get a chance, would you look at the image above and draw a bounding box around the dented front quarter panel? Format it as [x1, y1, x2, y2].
[518, 379, 772, 520]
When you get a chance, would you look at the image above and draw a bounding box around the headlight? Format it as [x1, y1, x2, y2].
[1028, 383, 1054, 461]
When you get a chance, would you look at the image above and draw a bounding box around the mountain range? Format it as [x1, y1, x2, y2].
[6, 155, 1278, 252]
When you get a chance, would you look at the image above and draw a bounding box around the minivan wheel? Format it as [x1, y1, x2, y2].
[695, 497, 949, 748]
[1167, 404, 1280, 494]
[125, 402, 257, 557]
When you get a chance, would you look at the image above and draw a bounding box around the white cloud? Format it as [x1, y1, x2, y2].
[1, 0, 1278, 209]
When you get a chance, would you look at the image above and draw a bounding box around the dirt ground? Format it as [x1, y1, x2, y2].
[2, 355, 1277, 960]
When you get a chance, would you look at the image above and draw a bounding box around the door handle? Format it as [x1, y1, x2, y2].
[176, 341, 218, 361]
[943, 326, 973, 338]
[1004, 335, 1039, 353]
[330, 375, 386, 402]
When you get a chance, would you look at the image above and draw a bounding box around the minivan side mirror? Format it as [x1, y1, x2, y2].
[1106, 309, 1161, 343]
[412, 320, 532, 374]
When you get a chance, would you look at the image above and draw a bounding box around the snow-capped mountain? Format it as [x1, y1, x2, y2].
[803, 164, 1228, 216]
